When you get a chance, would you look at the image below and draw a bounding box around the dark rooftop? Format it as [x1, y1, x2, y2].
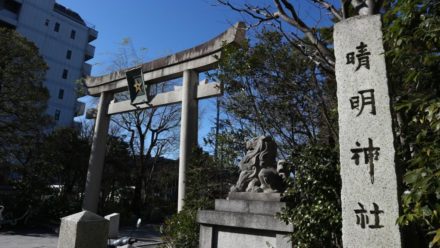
[53, 3, 85, 26]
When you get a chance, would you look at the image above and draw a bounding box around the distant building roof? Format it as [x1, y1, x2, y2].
[53, 3, 85, 26]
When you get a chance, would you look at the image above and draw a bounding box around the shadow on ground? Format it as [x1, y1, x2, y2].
[0, 224, 163, 248]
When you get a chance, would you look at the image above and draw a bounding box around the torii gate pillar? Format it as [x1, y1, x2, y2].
[82, 92, 113, 212]
[178, 70, 199, 212]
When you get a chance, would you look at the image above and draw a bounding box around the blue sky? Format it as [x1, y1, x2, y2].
[60, 0, 245, 155]
[61, 0, 336, 156]
[56, 0, 244, 76]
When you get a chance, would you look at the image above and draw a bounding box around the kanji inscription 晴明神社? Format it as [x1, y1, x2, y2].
[334, 15, 402, 247]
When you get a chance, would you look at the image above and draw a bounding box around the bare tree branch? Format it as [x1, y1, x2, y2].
[310, 0, 343, 20]
[217, 0, 336, 74]
[218, 0, 275, 23]
[276, 0, 335, 69]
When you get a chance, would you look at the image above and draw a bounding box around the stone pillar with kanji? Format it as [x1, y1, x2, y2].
[334, 15, 402, 247]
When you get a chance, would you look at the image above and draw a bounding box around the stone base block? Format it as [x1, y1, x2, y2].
[105, 213, 120, 239]
[198, 195, 293, 248]
[57, 210, 109, 248]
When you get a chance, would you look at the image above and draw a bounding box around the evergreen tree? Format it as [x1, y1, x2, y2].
[384, 1, 440, 246]
[0, 27, 51, 221]
[0, 27, 51, 167]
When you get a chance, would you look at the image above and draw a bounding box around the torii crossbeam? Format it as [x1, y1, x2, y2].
[82, 22, 246, 213]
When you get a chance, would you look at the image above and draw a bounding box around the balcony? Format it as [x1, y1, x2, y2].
[84, 44, 95, 61]
[82, 62, 92, 76]
[88, 28, 98, 42]
[0, 9, 18, 26]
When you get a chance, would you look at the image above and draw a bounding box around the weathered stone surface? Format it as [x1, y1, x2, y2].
[199, 225, 213, 248]
[82, 92, 113, 213]
[104, 213, 120, 239]
[87, 52, 222, 97]
[215, 199, 285, 215]
[228, 192, 281, 202]
[276, 233, 292, 248]
[107, 82, 222, 115]
[216, 227, 276, 248]
[177, 70, 199, 212]
[197, 210, 293, 233]
[57, 211, 109, 248]
[334, 15, 402, 247]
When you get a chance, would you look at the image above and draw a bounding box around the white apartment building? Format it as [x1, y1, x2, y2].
[0, 0, 97, 127]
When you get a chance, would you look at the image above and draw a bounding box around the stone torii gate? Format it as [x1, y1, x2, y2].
[82, 22, 245, 213]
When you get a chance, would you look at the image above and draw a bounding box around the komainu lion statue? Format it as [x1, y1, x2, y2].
[230, 136, 287, 193]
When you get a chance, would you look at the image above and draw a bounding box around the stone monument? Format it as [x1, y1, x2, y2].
[230, 136, 286, 193]
[197, 136, 292, 248]
[334, 15, 402, 247]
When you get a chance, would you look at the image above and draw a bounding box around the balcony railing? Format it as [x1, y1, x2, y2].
[84, 44, 95, 61]
[0, 9, 18, 21]
[82, 62, 92, 76]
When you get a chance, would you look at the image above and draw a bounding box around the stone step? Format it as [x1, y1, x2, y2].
[197, 210, 293, 233]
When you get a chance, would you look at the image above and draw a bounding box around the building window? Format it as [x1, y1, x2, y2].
[62, 69, 68, 79]
[54, 109, 61, 121]
[70, 30, 76, 39]
[58, 89, 64, 99]
[45, 19, 50, 26]
[54, 22, 60, 32]
[66, 50, 72, 59]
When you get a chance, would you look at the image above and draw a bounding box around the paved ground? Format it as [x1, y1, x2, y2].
[0, 225, 163, 248]
[0, 229, 57, 248]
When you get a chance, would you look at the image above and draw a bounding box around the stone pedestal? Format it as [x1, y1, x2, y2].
[57, 211, 109, 248]
[104, 213, 120, 239]
[197, 193, 293, 248]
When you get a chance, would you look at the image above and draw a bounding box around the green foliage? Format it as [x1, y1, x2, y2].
[0, 27, 52, 224]
[0, 27, 51, 166]
[0, 127, 89, 224]
[146, 158, 179, 220]
[395, 96, 440, 246]
[185, 147, 237, 210]
[279, 145, 341, 248]
[100, 136, 133, 214]
[160, 209, 199, 248]
[160, 147, 237, 247]
[384, 0, 440, 246]
[0, 123, 137, 225]
[37, 128, 90, 218]
[203, 120, 245, 168]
